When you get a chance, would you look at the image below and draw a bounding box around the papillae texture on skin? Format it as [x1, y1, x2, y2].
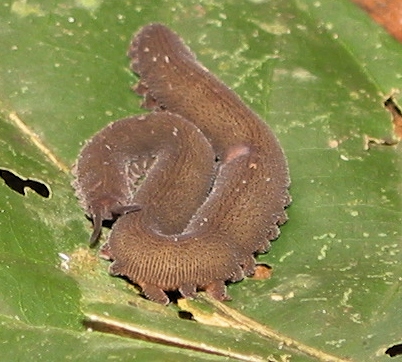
[73, 23, 291, 305]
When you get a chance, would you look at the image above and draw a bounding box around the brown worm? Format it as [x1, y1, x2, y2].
[73, 24, 290, 305]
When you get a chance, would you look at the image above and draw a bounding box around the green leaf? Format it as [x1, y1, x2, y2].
[1, 0, 401, 361]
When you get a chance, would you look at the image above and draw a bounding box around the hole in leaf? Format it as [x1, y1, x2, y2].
[386, 343, 402, 357]
[384, 95, 402, 140]
[0, 168, 50, 198]
[178, 310, 195, 321]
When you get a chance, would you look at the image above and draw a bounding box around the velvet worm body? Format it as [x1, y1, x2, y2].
[73, 24, 290, 304]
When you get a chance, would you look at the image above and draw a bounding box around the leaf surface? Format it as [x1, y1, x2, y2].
[1, 1, 401, 361]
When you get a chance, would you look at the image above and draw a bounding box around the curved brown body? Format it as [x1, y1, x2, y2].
[74, 24, 290, 304]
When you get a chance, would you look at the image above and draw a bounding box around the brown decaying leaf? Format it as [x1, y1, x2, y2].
[351, 0, 402, 42]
